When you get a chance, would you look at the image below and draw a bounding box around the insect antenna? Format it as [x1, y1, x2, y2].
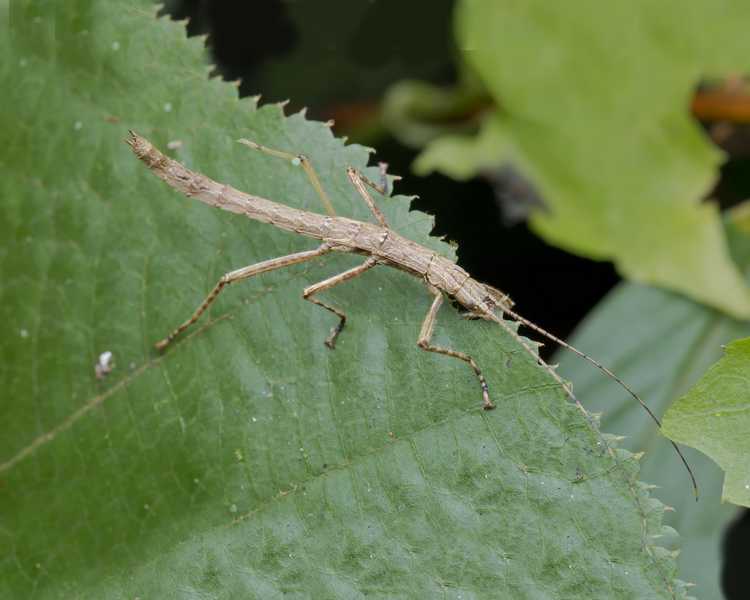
[499, 304, 698, 500]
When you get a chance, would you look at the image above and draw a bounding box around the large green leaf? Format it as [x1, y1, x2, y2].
[663, 337, 750, 508]
[554, 209, 750, 599]
[417, 0, 750, 319]
[1, 1, 690, 597]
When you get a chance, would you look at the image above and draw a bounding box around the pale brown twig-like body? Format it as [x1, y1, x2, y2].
[126, 131, 697, 495]
[129, 133, 505, 316]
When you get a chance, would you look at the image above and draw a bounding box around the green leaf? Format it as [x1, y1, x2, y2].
[1, 1, 689, 597]
[413, 114, 514, 181]
[380, 77, 490, 149]
[662, 204, 750, 509]
[554, 209, 750, 599]
[419, 0, 750, 319]
[663, 337, 750, 508]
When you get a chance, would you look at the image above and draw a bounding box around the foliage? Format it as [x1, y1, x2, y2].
[664, 337, 750, 507]
[400, 0, 750, 319]
[555, 207, 750, 599]
[660, 205, 750, 512]
[0, 1, 691, 597]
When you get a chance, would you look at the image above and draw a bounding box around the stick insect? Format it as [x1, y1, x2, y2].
[126, 131, 697, 497]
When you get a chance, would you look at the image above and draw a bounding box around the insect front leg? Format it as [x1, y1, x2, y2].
[352, 162, 394, 195]
[302, 257, 378, 348]
[237, 138, 337, 216]
[417, 285, 495, 410]
[346, 167, 391, 228]
[155, 244, 333, 351]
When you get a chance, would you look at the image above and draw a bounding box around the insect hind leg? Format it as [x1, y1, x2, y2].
[155, 244, 333, 352]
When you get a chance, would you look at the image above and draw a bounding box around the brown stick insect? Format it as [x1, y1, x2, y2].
[126, 131, 697, 497]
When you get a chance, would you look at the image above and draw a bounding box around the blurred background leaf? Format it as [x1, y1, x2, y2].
[1, 0, 693, 597]
[403, 0, 750, 320]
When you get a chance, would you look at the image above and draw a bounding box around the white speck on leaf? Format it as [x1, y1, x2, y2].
[111, 41, 120, 51]
[74, 121, 83, 131]
[229, 504, 237, 513]
[95, 351, 114, 379]
[163, 102, 172, 113]
[19, 329, 28, 338]
[167, 139, 183, 150]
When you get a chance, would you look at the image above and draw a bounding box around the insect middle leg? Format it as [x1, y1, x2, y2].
[418, 285, 495, 410]
[155, 244, 333, 351]
[237, 138, 336, 216]
[303, 257, 378, 348]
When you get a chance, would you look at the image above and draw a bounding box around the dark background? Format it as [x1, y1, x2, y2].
[162, 2, 750, 597]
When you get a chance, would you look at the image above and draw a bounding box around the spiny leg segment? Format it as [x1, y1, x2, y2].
[303, 257, 378, 348]
[155, 244, 333, 351]
[237, 138, 337, 217]
[418, 285, 495, 410]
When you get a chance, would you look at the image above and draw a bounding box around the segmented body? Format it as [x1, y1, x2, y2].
[130, 133, 511, 318]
